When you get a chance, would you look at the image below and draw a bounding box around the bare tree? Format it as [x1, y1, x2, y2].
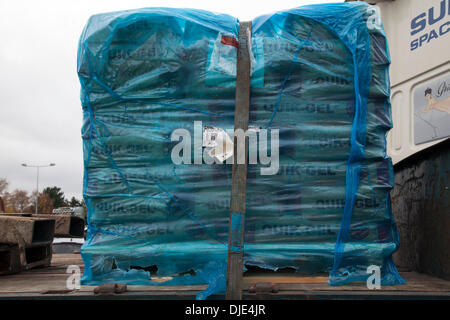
[0, 196, 4, 213]
[0, 178, 8, 195]
[4, 189, 31, 213]
[29, 191, 54, 214]
[0, 178, 7, 213]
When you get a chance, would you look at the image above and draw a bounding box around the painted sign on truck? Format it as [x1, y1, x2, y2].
[413, 73, 450, 144]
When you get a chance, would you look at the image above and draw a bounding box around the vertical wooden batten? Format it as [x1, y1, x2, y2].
[226, 21, 252, 300]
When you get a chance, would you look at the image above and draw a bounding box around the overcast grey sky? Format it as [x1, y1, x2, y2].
[0, 0, 339, 201]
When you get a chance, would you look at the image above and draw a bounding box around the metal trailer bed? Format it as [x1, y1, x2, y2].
[0, 253, 449, 300]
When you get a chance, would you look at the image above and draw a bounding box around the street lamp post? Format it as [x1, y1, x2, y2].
[21, 163, 56, 214]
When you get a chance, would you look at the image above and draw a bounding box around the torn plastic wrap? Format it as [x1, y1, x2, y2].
[77, 3, 404, 299]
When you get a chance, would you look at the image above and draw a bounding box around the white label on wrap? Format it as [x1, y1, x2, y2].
[202, 125, 234, 162]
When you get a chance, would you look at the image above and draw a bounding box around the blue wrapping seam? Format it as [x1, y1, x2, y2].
[382, 176, 405, 284]
[330, 51, 368, 283]
[78, 21, 95, 271]
[145, 169, 227, 245]
[78, 28, 94, 214]
[329, 5, 401, 284]
[80, 90, 94, 204]
[79, 92, 96, 229]
[78, 44, 99, 278]
[196, 261, 227, 300]
[266, 23, 314, 128]
[81, 95, 94, 229]
[375, 101, 396, 222]
[381, 256, 405, 285]
[326, 5, 376, 285]
[171, 166, 184, 185]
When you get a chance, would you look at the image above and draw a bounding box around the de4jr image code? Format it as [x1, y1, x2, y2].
[185, 304, 266, 318]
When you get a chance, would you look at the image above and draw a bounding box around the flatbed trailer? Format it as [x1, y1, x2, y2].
[0, 253, 448, 300]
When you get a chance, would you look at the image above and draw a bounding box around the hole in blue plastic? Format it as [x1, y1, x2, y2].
[130, 265, 158, 276]
[244, 265, 296, 275]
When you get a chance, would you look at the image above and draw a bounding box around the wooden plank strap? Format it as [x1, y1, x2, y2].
[226, 21, 252, 300]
